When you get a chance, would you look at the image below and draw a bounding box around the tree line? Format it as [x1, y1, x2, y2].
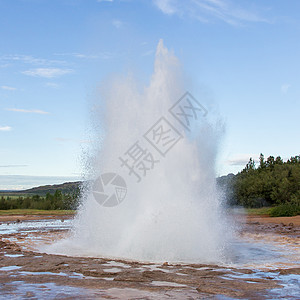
[0, 188, 81, 210]
[218, 154, 300, 216]
[1, 155, 299, 216]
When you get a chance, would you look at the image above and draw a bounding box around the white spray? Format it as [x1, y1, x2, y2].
[48, 40, 232, 263]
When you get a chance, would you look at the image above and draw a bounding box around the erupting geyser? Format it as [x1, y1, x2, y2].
[47, 40, 232, 263]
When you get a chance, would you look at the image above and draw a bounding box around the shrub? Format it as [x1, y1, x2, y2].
[270, 198, 300, 217]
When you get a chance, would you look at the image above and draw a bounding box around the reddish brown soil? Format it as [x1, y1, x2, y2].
[0, 213, 299, 299]
[246, 215, 300, 226]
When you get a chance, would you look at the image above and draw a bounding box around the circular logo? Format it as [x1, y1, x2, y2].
[92, 173, 127, 207]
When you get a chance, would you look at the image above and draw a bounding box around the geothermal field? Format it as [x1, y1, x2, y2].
[0, 214, 299, 298]
[1, 2, 300, 299]
[1, 41, 299, 299]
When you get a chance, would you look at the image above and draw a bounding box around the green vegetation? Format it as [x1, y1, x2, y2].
[1, 155, 299, 218]
[269, 199, 300, 217]
[245, 207, 273, 216]
[0, 188, 81, 211]
[218, 154, 300, 217]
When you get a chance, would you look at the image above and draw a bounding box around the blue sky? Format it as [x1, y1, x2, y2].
[0, 0, 299, 189]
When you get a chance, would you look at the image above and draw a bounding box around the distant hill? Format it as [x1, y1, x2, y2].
[0, 173, 237, 198]
[0, 181, 82, 196]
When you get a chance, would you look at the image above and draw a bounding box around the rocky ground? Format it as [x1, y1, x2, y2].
[0, 214, 299, 299]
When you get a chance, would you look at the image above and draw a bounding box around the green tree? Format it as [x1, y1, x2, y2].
[242, 157, 255, 173]
[259, 153, 266, 169]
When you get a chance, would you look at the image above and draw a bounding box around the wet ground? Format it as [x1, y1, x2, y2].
[0, 216, 299, 299]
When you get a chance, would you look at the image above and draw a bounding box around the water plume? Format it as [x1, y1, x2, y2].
[47, 39, 232, 263]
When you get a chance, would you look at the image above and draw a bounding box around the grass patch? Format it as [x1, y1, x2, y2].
[245, 202, 300, 217]
[270, 202, 300, 217]
[0, 195, 35, 200]
[0, 209, 76, 216]
[245, 207, 273, 216]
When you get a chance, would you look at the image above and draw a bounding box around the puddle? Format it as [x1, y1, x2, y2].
[103, 268, 122, 273]
[222, 270, 300, 299]
[1, 218, 299, 299]
[140, 264, 174, 273]
[269, 274, 300, 299]
[224, 236, 300, 270]
[0, 219, 72, 235]
[103, 261, 131, 268]
[0, 266, 22, 271]
[19, 271, 84, 279]
[176, 272, 188, 276]
[151, 281, 188, 287]
[0, 281, 95, 299]
[4, 254, 24, 258]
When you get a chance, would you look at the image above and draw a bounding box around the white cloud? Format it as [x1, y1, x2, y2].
[1, 54, 66, 66]
[112, 19, 123, 29]
[55, 52, 112, 60]
[72, 53, 97, 59]
[22, 68, 73, 78]
[226, 154, 258, 166]
[227, 158, 250, 166]
[154, 0, 177, 15]
[153, 0, 268, 25]
[0, 64, 10, 68]
[0, 126, 12, 131]
[97, 0, 113, 2]
[6, 108, 49, 114]
[142, 50, 155, 56]
[55, 52, 98, 59]
[45, 82, 60, 89]
[281, 83, 291, 94]
[1, 85, 16, 91]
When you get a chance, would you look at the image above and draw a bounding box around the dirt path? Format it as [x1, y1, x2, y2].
[246, 215, 300, 226]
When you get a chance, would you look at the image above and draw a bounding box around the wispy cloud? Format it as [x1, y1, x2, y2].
[54, 52, 112, 60]
[227, 158, 250, 166]
[6, 108, 49, 114]
[0, 165, 28, 168]
[97, 0, 113, 2]
[0, 126, 12, 131]
[142, 50, 155, 56]
[0, 64, 10, 68]
[281, 83, 291, 94]
[0, 54, 66, 66]
[55, 52, 98, 59]
[1, 85, 16, 91]
[22, 68, 73, 78]
[227, 154, 258, 166]
[154, 0, 176, 15]
[153, 0, 268, 25]
[112, 19, 123, 29]
[45, 82, 60, 89]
